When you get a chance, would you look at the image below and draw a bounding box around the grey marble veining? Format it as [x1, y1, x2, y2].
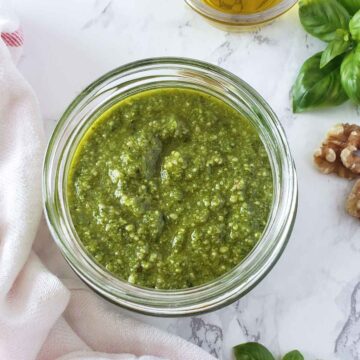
[83, 0, 114, 29]
[336, 282, 360, 360]
[9, 0, 360, 359]
[172, 317, 224, 358]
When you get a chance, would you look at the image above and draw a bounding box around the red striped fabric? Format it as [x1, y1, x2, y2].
[1, 29, 23, 47]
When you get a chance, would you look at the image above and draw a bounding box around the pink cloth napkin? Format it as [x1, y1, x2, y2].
[0, 4, 215, 360]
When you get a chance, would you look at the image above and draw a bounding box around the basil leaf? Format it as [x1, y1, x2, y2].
[233, 342, 275, 360]
[350, 9, 360, 41]
[341, 44, 360, 104]
[282, 350, 305, 360]
[338, 0, 360, 15]
[299, 0, 350, 42]
[320, 29, 351, 68]
[293, 52, 348, 113]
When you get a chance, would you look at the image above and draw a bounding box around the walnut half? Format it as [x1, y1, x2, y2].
[314, 123, 360, 179]
[346, 180, 360, 219]
[341, 129, 360, 174]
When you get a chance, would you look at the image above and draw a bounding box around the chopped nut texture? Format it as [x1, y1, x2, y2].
[346, 180, 360, 219]
[314, 123, 360, 179]
[340, 130, 360, 174]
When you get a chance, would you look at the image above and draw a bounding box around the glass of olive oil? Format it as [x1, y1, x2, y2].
[204, 0, 282, 14]
[185, 0, 297, 30]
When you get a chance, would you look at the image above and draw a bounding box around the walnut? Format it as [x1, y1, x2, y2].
[346, 179, 360, 219]
[314, 123, 360, 179]
[341, 129, 360, 174]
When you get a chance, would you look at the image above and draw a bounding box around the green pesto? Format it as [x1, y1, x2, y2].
[68, 88, 273, 290]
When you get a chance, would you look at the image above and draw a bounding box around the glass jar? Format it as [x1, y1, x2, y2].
[184, 0, 298, 30]
[43, 57, 297, 316]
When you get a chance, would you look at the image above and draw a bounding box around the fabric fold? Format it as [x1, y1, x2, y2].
[0, 3, 214, 360]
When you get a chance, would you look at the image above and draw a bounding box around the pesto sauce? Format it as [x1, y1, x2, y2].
[68, 88, 273, 289]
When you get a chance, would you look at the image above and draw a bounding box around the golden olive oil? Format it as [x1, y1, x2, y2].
[204, 0, 283, 14]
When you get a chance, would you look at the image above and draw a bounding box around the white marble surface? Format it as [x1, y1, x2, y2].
[9, 0, 360, 359]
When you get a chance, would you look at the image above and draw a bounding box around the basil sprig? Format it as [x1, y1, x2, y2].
[233, 342, 275, 360]
[320, 29, 351, 68]
[350, 10, 360, 40]
[293, 52, 348, 112]
[299, 0, 350, 42]
[293, 0, 360, 112]
[282, 350, 304, 360]
[233, 342, 304, 360]
[341, 43, 360, 103]
[339, 0, 360, 15]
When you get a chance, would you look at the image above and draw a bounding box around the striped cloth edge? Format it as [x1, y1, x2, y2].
[1, 28, 23, 47]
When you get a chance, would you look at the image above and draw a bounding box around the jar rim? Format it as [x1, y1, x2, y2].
[184, 0, 298, 26]
[43, 57, 298, 316]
